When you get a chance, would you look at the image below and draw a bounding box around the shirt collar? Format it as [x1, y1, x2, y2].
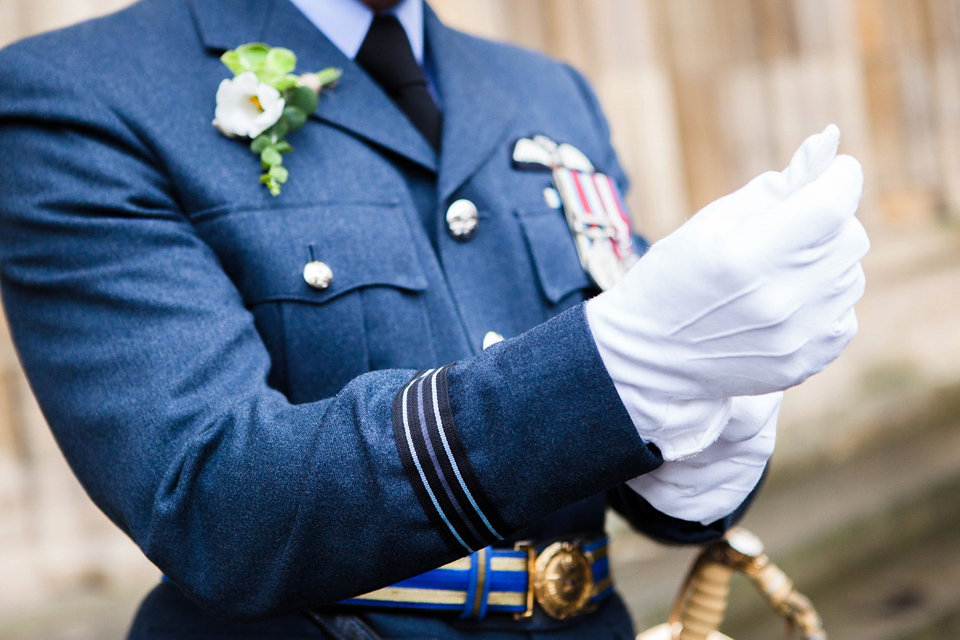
[287, 0, 424, 63]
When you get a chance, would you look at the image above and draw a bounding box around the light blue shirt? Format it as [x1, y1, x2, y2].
[288, 0, 424, 64]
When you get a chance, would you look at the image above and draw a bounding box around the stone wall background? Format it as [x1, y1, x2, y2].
[2, 1, 960, 636]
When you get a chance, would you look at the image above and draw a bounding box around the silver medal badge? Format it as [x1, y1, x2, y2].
[512, 136, 641, 290]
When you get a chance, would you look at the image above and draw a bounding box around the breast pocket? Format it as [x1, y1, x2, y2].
[196, 202, 430, 403]
[514, 205, 594, 312]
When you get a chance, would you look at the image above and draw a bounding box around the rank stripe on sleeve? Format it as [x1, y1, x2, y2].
[411, 371, 488, 550]
[432, 366, 507, 539]
[407, 372, 482, 550]
[423, 369, 505, 543]
[393, 370, 465, 551]
[392, 366, 506, 553]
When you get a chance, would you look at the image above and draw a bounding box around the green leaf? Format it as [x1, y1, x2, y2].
[237, 43, 270, 71]
[285, 85, 319, 115]
[314, 67, 343, 89]
[282, 106, 307, 132]
[261, 173, 282, 197]
[260, 172, 283, 196]
[264, 47, 297, 75]
[261, 147, 282, 167]
[268, 165, 289, 183]
[220, 50, 244, 75]
[265, 118, 289, 139]
[272, 75, 299, 92]
[275, 140, 293, 153]
[255, 70, 282, 86]
[250, 134, 271, 154]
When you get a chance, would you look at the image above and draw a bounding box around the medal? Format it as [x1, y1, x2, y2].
[512, 136, 642, 290]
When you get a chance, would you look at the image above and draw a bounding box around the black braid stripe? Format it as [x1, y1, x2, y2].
[390, 366, 506, 554]
[391, 370, 466, 552]
[434, 365, 508, 538]
[404, 371, 485, 550]
[421, 369, 493, 546]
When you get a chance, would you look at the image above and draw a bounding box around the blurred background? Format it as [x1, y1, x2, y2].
[2, 1, 960, 638]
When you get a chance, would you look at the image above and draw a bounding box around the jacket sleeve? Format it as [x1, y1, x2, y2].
[0, 47, 662, 620]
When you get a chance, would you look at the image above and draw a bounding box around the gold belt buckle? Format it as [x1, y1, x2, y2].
[514, 540, 598, 620]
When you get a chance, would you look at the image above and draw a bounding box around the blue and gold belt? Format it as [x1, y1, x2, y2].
[340, 537, 613, 621]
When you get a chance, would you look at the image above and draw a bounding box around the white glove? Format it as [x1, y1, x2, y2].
[626, 392, 781, 525]
[586, 125, 868, 459]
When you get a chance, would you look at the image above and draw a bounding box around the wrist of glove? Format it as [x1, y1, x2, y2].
[587, 124, 867, 460]
[612, 392, 732, 462]
[627, 392, 782, 525]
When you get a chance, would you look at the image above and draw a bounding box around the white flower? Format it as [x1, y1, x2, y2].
[212, 71, 285, 139]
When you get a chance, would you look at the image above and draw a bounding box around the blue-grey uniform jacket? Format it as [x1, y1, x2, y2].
[0, 1, 756, 638]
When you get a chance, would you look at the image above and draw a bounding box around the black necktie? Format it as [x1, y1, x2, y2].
[355, 14, 442, 151]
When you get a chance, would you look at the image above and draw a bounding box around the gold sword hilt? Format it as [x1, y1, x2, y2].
[651, 528, 826, 640]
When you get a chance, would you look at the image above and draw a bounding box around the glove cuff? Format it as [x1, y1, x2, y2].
[621, 391, 731, 461]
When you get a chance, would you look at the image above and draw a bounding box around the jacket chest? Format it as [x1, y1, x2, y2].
[191, 149, 592, 402]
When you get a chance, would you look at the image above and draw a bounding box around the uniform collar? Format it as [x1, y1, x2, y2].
[186, 0, 421, 61]
[286, 0, 424, 64]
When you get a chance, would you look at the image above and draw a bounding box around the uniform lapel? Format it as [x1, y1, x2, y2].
[188, 0, 437, 172]
[188, 0, 267, 51]
[424, 6, 519, 202]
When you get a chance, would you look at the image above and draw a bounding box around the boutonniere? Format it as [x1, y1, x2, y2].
[213, 43, 341, 196]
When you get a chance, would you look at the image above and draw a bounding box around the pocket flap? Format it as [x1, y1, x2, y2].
[197, 202, 428, 305]
[515, 206, 591, 305]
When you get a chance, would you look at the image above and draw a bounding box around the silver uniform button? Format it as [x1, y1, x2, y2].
[482, 331, 504, 349]
[446, 199, 479, 241]
[303, 260, 333, 290]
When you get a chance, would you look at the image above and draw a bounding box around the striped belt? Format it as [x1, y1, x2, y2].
[339, 537, 612, 621]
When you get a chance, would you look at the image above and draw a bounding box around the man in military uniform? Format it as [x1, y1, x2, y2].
[0, 0, 867, 638]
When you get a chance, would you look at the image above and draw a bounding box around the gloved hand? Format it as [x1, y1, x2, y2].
[586, 125, 868, 460]
[626, 392, 781, 525]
